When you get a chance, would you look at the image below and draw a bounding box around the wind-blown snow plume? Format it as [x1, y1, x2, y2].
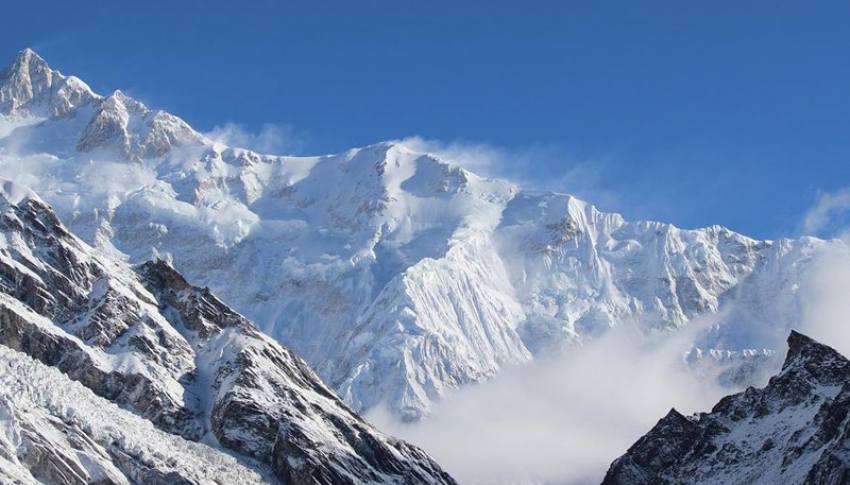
[399, 136, 619, 208]
[204, 122, 308, 154]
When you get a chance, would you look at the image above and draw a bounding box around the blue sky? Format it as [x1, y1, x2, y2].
[3, 0, 849, 239]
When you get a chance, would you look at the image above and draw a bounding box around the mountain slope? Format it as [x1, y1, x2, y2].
[0, 345, 272, 485]
[602, 331, 850, 485]
[0, 179, 456, 484]
[0, 48, 835, 419]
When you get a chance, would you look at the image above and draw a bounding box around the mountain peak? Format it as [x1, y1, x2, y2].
[138, 258, 192, 291]
[0, 48, 54, 112]
[1, 47, 97, 117]
[12, 47, 45, 65]
[785, 330, 817, 361]
[2, 48, 53, 86]
[77, 87, 199, 159]
[782, 330, 847, 370]
[4, 48, 49, 76]
[604, 331, 850, 485]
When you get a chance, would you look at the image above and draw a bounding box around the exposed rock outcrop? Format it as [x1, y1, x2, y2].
[603, 331, 850, 485]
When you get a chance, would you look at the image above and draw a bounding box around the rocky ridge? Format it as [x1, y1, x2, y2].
[0, 179, 456, 484]
[603, 331, 850, 485]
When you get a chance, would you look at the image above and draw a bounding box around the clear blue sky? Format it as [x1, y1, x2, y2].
[3, 0, 849, 239]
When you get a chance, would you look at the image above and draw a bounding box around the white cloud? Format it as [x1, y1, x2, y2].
[0, 119, 22, 139]
[204, 122, 307, 155]
[369, 318, 733, 485]
[791, 181, 850, 356]
[795, 187, 850, 357]
[801, 187, 850, 237]
[798, 241, 850, 357]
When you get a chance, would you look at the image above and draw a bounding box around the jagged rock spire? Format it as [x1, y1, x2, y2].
[778, 329, 850, 389]
[783, 330, 827, 368]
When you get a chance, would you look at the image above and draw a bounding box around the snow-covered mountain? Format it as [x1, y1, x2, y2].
[0, 48, 834, 421]
[603, 331, 850, 484]
[0, 179, 456, 483]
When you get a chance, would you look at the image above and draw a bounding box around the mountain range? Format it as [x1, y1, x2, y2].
[1, 47, 848, 484]
[0, 48, 836, 423]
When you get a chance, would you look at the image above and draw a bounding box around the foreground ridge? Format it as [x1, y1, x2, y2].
[0, 178, 456, 484]
[602, 331, 850, 485]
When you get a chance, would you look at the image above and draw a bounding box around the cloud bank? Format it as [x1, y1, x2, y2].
[369, 319, 734, 485]
[798, 241, 850, 357]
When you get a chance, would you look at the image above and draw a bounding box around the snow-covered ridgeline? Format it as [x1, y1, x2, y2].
[0, 48, 836, 420]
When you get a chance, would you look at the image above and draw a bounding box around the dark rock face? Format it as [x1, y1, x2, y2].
[139, 259, 457, 484]
[0, 186, 457, 484]
[0, 304, 199, 437]
[603, 331, 850, 485]
[0, 194, 202, 439]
